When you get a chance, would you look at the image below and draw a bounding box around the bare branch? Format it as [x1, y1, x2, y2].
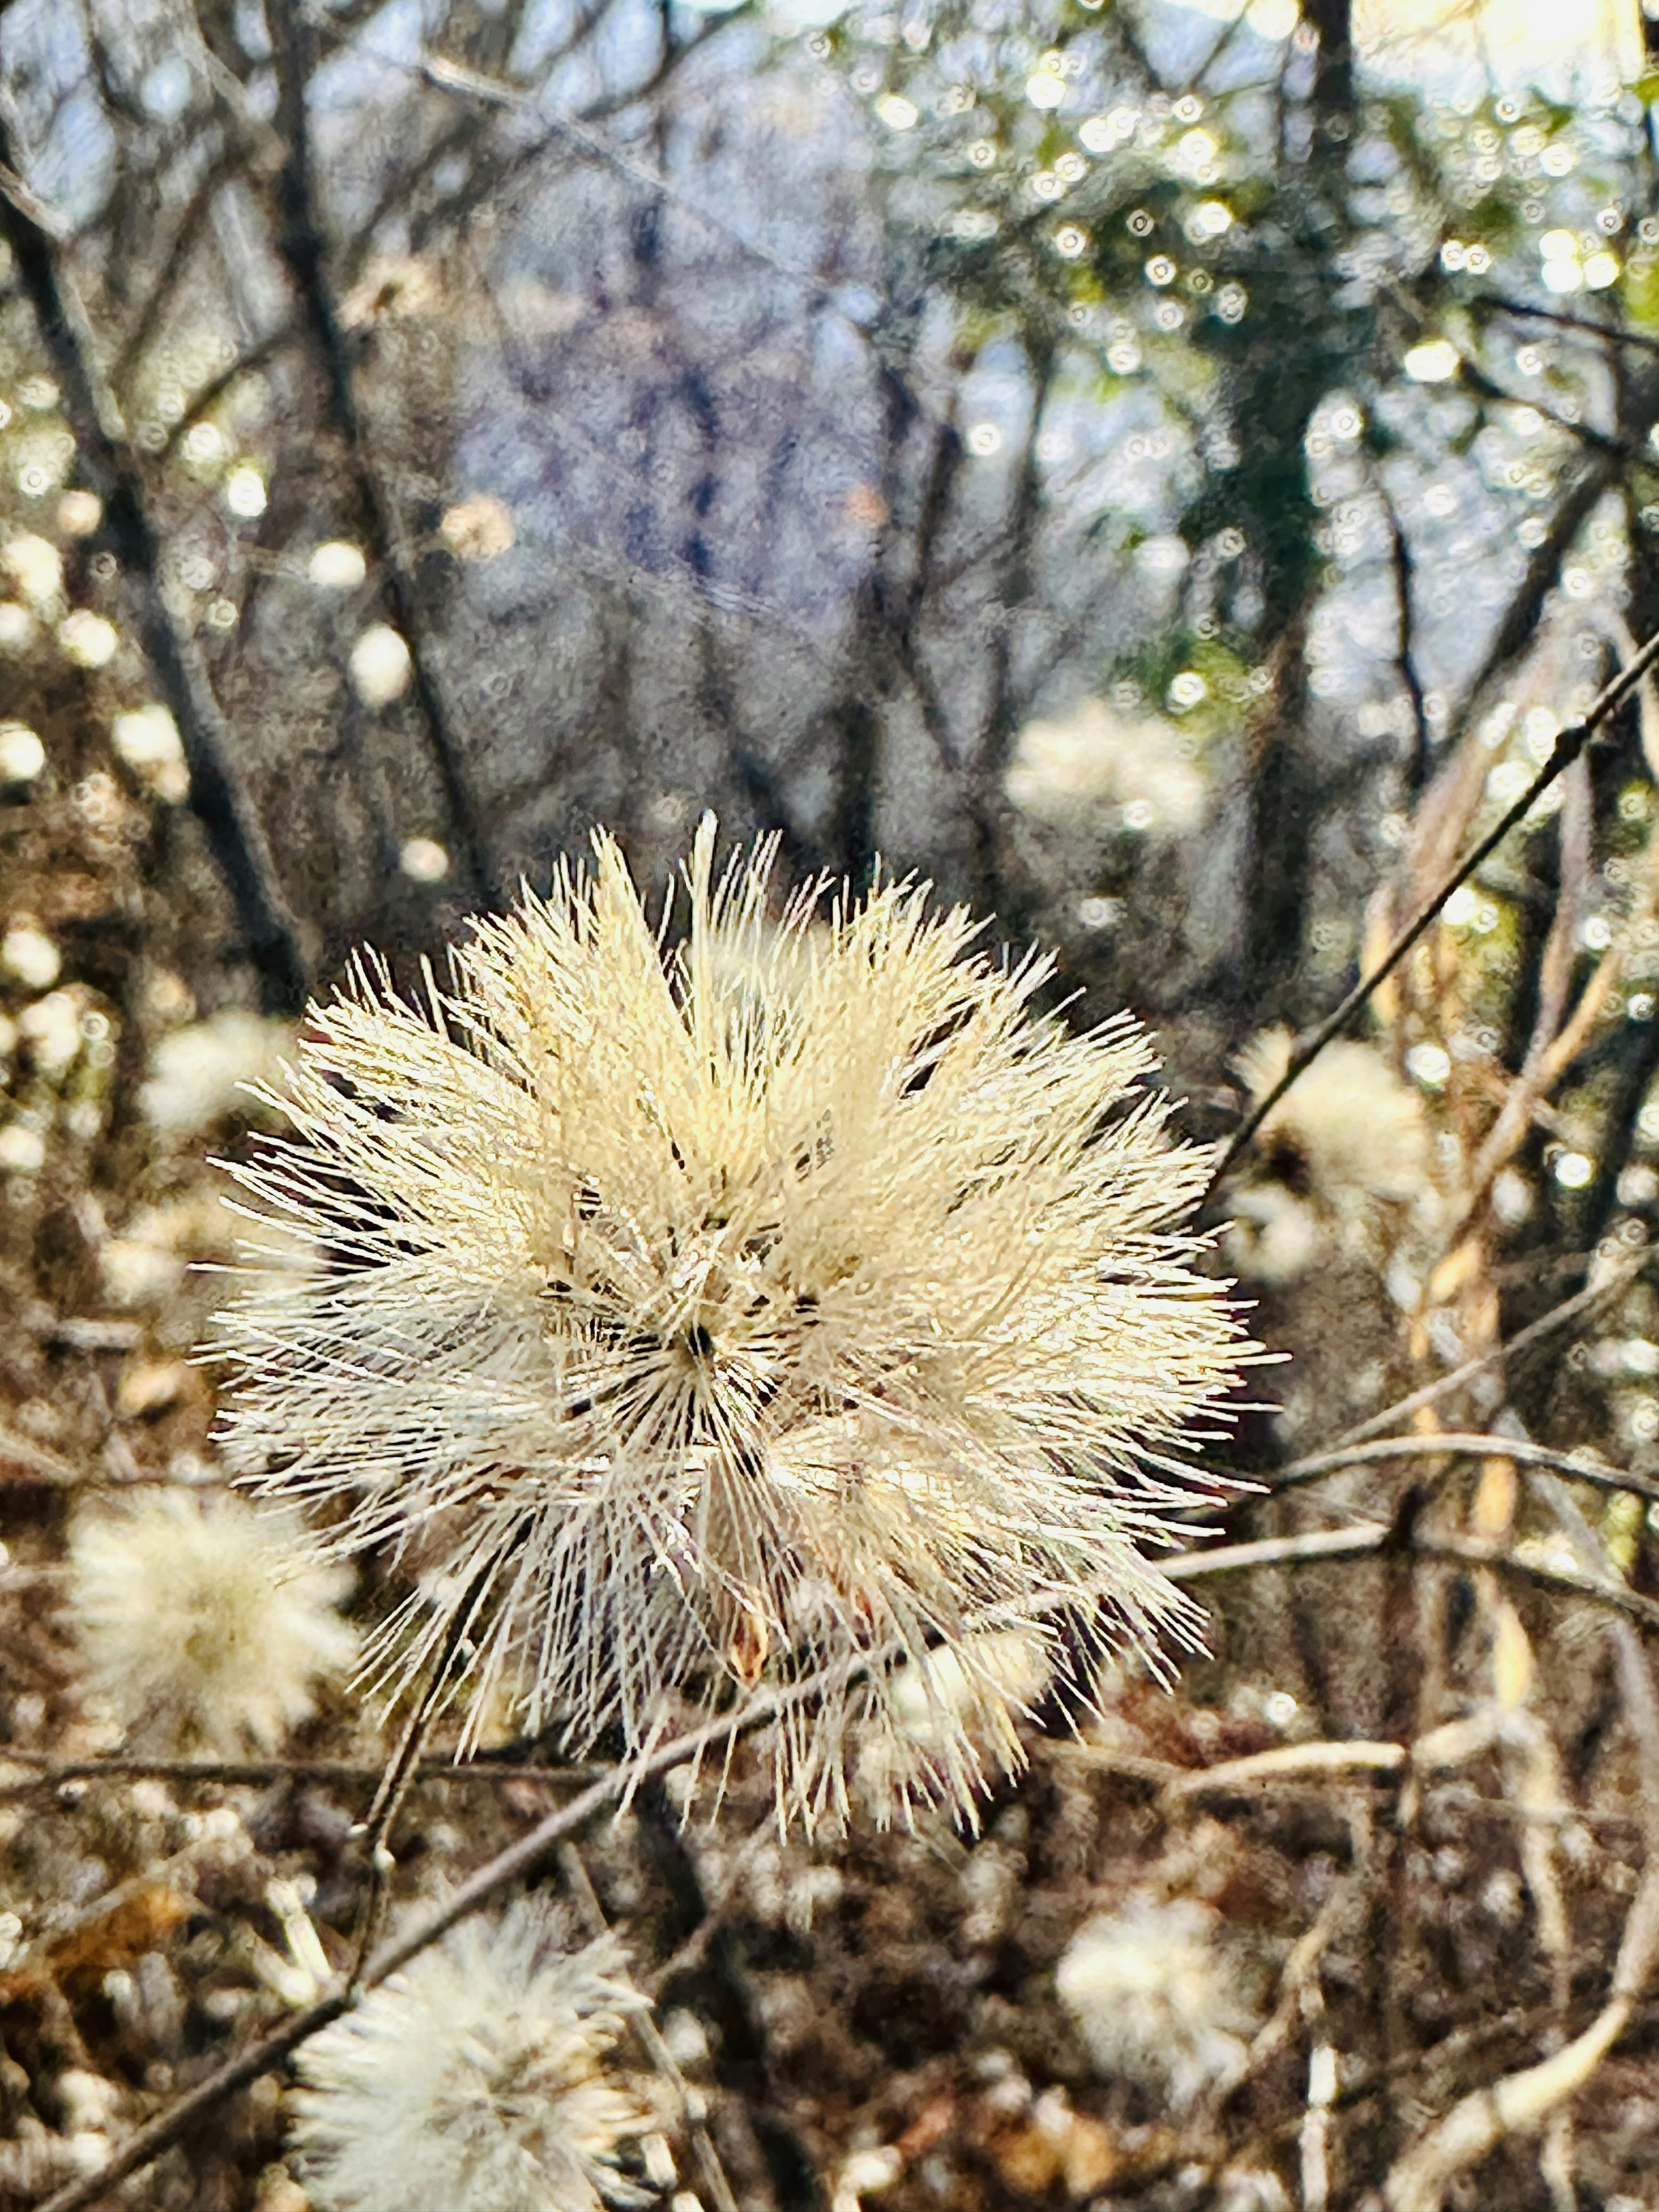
[556, 1842, 744, 2212]
[158, 321, 304, 460]
[108, 135, 247, 395]
[1330, 1252, 1649, 1448]
[1160, 1521, 1659, 1637]
[1267, 1432, 1659, 1511]
[0, 121, 310, 1012]
[1382, 475, 1430, 794]
[1477, 293, 1659, 361]
[267, 6, 493, 900]
[1165, 1739, 1407, 1795]
[0, 1750, 601, 1800]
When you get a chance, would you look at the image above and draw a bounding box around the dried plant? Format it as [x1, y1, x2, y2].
[67, 1489, 357, 1756]
[1224, 1027, 1438, 1286]
[852, 1626, 1053, 1819]
[214, 820, 1250, 1824]
[289, 1904, 652, 2212]
[1057, 1897, 1257, 2111]
[1232, 1028, 1430, 1213]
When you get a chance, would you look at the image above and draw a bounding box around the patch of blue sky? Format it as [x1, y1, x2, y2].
[30, 86, 115, 230]
[309, 0, 426, 116]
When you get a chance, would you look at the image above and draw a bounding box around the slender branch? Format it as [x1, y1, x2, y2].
[353, 32, 843, 318]
[1266, 1433, 1659, 1511]
[968, 338, 1055, 911]
[1476, 293, 1659, 361]
[1441, 406, 1653, 756]
[347, 1545, 509, 1978]
[0, 1750, 600, 1800]
[267, 5, 493, 901]
[0, 1426, 78, 1484]
[556, 1842, 744, 2212]
[1382, 479, 1430, 794]
[1330, 1252, 1649, 1448]
[159, 321, 303, 461]
[0, 121, 310, 1013]
[1447, 345, 1636, 461]
[1166, 1738, 1408, 1795]
[1213, 621, 1659, 1179]
[1160, 1525, 1388, 1580]
[1163, 1520, 1659, 1637]
[1419, 1534, 1659, 1636]
[108, 137, 247, 394]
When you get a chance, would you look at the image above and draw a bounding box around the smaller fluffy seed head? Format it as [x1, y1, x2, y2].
[69, 1490, 356, 1755]
[1057, 1898, 1254, 2110]
[1233, 1028, 1429, 1210]
[289, 1906, 651, 2212]
[216, 820, 1252, 1827]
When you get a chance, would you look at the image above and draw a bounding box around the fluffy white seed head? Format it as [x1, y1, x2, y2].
[137, 1008, 296, 1138]
[69, 1490, 357, 1755]
[1057, 1897, 1253, 2110]
[1233, 1028, 1429, 1209]
[289, 1907, 652, 2212]
[1225, 1029, 1433, 1285]
[215, 820, 1251, 1826]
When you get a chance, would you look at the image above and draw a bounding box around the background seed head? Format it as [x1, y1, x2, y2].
[69, 1489, 357, 1756]
[289, 1904, 652, 2212]
[1057, 1897, 1256, 2110]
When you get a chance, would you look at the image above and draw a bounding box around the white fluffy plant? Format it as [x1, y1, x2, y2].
[215, 819, 1251, 1826]
[289, 1901, 654, 2212]
[1224, 1027, 1435, 1285]
[69, 1490, 356, 1756]
[1057, 1897, 1257, 2111]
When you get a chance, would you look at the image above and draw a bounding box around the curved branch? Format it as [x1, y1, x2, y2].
[1267, 1432, 1659, 1511]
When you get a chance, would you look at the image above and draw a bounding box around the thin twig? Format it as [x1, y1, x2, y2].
[556, 1842, 744, 2212]
[1476, 293, 1659, 360]
[1165, 1738, 1407, 1795]
[1382, 476, 1430, 793]
[158, 321, 303, 461]
[1419, 1534, 1659, 1636]
[1266, 1432, 1659, 1510]
[108, 137, 248, 394]
[0, 1750, 600, 1801]
[1054, 1736, 1641, 1834]
[0, 1426, 79, 1484]
[1163, 1520, 1659, 1637]
[1329, 1252, 1649, 1448]
[347, 1546, 509, 1980]
[1214, 623, 1659, 1180]
[267, 6, 492, 902]
[315, 19, 844, 320]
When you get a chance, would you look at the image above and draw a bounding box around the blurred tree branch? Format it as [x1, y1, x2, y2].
[0, 112, 310, 1009]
